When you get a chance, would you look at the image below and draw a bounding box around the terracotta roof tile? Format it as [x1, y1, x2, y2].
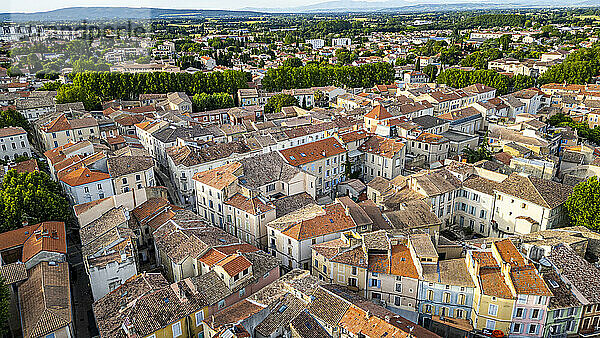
[280, 137, 346, 167]
[60, 167, 110, 186]
[192, 162, 242, 190]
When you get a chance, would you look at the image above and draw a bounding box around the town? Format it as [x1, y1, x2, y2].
[0, 6, 599, 338]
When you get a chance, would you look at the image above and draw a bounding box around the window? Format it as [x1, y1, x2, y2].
[518, 294, 527, 304]
[395, 283, 402, 292]
[84, 187, 89, 193]
[427, 290, 434, 301]
[425, 304, 432, 314]
[512, 323, 521, 333]
[195, 311, 204, 325]
[516, 308, 524, 318]
[456, 309, 464, 319]
[217, 300, 225, 309]
[394, 296, 402, 306]
[443, 292, 451, 303]
[239, 289, 245, 297]
[351, 266, 357, 275]
[529, 324, 537, 334]
[348, 277, 357, 287]
[172, 322, 182, 337]
[488, 304, 498, 316]
[531, 309, 540, 319]
[122, 178, 128, 184]
[136, 174, 141, 181]
[486, 319, 496, 330]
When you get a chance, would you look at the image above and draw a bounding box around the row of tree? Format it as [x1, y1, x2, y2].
[191, 92, 235, 112]
[436, 68, 534, 95]
[56, 70, 250, 110]
[262, 62, 394, 92]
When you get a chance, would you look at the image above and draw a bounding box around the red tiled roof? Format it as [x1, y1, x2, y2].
[364, 105, 392, 120]
[281, 203, 356, 241]
[280, 137, 346, 166]
[217, 254, 252, 277]
[60, 167, 110, 186]
[0, 222, 66, 263]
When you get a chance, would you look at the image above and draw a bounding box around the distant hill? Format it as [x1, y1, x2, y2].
[1, 2, 597, 21]
[0, 7, 264, 22]
[244, 0, 598, 13]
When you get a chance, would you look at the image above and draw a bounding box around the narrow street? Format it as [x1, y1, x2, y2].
[154, 165, 181, 205]
[67, 228, 98, 337]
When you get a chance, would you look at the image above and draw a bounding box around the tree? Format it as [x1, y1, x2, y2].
[0, 108, 30, 131]
[422, 64, 438, 81]
[0, 280, 8, 336]
[498, 34, 512, 51]
[415, 58, 421, 71]
[335, 48, 354, 65]
[39, 81, 62, 91]
[461, 135, 492, 163]
[191, 92, 234, 112]
[283, 57, 303, 68]
[0, 170, 71, 233]
[565, 176, 600, 230]
[264, 94, 298, 114]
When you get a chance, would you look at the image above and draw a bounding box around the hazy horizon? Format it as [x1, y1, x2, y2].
[2, 0, 482, 13]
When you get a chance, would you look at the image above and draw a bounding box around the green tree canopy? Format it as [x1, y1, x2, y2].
[192, 92, 234, 112]
[0, 280, 9, 336]
[264, 94, 298, 114]
[0, 170, 71, 233]
[0, 108, 30, 131]
[565, 176, 600, 230]
[422, 64, 438, 81]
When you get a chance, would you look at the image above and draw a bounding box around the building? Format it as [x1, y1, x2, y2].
[18, 261, 73, 338]
[107, 155, 155, 194]
[224, 193, 276, 249]
[359, 135, 406, 182]
[547, 244, 600, 337]
[266, 202, 357, 270]
[454, 174, 504, 237]
[280, 137, 347, 196]
[312, 232, 369, 294]
[59, 166, 115, 205]
[493, 173, 572, 236]
[418, 259, 476, 329]
[38, 113, 99, 150]
[193, 162, 242, 229]
[406, 169, 461, 226]
[15, 97, 55, 121]
[0, 126, 30, 160]
[93, 273, 206, 338]
[403, 71, 429, 84]
[306, 39, 325, 49]
[79, 207, 138, 301]
[332, 38, 351, 47]
[542, 270, 582, 337]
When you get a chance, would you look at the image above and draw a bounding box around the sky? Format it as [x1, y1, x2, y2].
[4, 0, 328, 12]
